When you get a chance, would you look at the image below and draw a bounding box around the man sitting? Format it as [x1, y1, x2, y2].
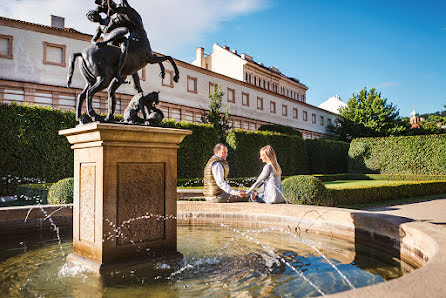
[203, 143, 248, 203]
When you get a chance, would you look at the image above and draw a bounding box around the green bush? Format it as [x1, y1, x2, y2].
[311, 173, 446, 182]
[258, 124, 302, 137]
[305, 139, 349, 174]
[328, 180, 446, 207]
[48, 178, 74, 204]
[349, 134, 446, 175]
[0, 103, 76, 195]
[163, 119, 219, 178]
[282, 175, 329, 205]
[226, 130, 307, 177]
[16, 183, 53, 204]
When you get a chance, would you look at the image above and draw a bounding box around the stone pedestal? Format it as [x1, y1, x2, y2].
[59, 123, 191, 272]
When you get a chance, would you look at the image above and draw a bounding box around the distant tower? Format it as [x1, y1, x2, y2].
[410, 108, 420, 128]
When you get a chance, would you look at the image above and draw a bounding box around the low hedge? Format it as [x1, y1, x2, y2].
[312, 173, 446, 182]
[305, 139, 349, 174]
[16, 183, 53, 204]
[328, 180, 446, 207]
[48, 178, 74, 204]
[349, 134, 446, 175]
[226, 129, 307, 177]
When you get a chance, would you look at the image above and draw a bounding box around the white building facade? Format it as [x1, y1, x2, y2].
[0, 16, 338, 139]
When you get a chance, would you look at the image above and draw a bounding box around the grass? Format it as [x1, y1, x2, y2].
[324, 180, 412, 189]
[342, 193, 446, 210]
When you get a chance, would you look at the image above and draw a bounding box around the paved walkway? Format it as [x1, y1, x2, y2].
[365, 197, 446, 227]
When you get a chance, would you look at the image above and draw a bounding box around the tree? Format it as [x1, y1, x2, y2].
[330, 87, 406, 141]
[201, 87, 231, 142]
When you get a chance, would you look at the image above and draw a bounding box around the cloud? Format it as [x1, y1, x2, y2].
[376, 81, 399, 88]
[424, 73, 433, 79]
[0, 0, 270, 57]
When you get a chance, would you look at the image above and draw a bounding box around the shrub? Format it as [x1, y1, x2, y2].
[48, 178, 74, 204]
[226, 130, 307, 177]
[349, 134, 446, 175]
[16, 183, 53, 204]
[0, 103, 76, 195]
[162, 119, 219, 178]
[258, 124, 302, 137]
[282, 175, 330, 205]
[305, 139, 349, 174]
[328, 180, 446, 207]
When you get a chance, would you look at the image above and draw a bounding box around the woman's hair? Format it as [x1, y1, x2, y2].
[260, 145, 282, 176]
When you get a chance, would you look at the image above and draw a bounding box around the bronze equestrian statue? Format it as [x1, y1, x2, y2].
[67, 0, 179, 124]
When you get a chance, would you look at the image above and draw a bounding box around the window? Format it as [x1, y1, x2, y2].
[245, 73, 248, 82]
[296, 92, 300, 101]
[227, 88, 235, 103]
[209, 82, 218, 94]
[0, 34, 13, 59]
[270, 101, 276, 113]
[187, 76, 197, 93]
[257, 97, 263, 110]
[138, 67, 146, 81]
[302, 94, 305, 102]
[286, 89, 289, 97]
[162, 70, 174, 88]
[328, 118, 332, 125]
[263, 80, 265, 89]
[312, 113, 316, 124]
[43, 42, 66, 66]
[185, 111, 194, 122]
[171, 108, 181, 120]
[242, 92, 249, 106]
[267, 81, 270, 90]
[248, 74, 251, 83]
[282, 104, 288, 116]
[234, 120, 241, 129]
[320, 116, 324, 126]
[303, 111, 308, 121]
[293, 108, 298, 119]
[254, 76, 257, 85]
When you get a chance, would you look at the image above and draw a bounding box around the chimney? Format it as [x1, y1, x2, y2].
[223, 45, 230, 50]
[49, 15, 65, 29]
[196, 47, 205, 68]
[232, 49, 237, 55]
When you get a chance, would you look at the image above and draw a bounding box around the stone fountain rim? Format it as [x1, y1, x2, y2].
[177, 201, 446, 298]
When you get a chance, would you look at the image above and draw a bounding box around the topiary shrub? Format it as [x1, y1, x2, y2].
[258, 124, 302, 137]
[48, 178, 74, 204]
[282, 175, 330, 205]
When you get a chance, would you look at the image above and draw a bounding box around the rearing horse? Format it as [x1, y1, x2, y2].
[67, 0, 179, 124]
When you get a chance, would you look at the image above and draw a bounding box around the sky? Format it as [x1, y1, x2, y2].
[1, 0, 445, 116]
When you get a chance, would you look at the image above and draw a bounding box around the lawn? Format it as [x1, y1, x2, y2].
[324, 180, 411, 189]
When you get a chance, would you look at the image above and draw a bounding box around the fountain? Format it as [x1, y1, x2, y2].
[2, 1, 446, 296]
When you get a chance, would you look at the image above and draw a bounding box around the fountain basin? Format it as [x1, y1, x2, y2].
[1, 202, 446, 296]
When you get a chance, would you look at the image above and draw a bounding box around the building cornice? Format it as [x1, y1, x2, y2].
[0, 16, 92, 42]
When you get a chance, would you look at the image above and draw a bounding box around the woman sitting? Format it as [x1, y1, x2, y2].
[246, 145, 285, 204]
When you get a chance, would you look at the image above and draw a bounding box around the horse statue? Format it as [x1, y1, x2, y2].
[67, 0, 179, 124]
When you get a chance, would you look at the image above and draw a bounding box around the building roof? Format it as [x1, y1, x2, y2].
[318, 95, 347, 115]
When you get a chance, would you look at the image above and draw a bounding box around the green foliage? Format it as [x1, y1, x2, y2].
[48, 178, 74, 204]
[16, 183, 53, 204]
[331, 87, 407, 141]
[349, 134, 446, 175]
[282, 175, 329, 205]
[328, 181, 446, 207]
[305, 139, 349, 174]
[226, 130, 307, 178]
[258, 124, 302, 137]
[162, 119, 219, 178]
[0, 103, 76, 195]
[201, 87, 231, 142]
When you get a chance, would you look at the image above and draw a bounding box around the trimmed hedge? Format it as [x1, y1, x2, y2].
[16, 183, 53, 204]
[258, 124, 302, 137]
[48, 178, 74, 204]
[305, 139, 349, 174]
[313, 173, 446, 182]
[349, 134, 446, 175]
[328, 180, 446, 207]
[282, 175, 329, 205]
[0, 103, 75, 195]
[163, 119, 218, 178]
[226, 129, 307, 177]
